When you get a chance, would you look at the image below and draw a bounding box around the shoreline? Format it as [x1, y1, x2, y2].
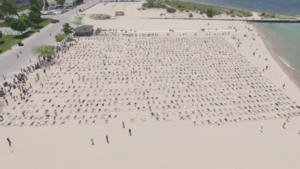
[253, 23, 300, 90]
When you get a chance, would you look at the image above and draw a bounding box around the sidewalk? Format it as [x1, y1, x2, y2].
[0, 0, 100, 84]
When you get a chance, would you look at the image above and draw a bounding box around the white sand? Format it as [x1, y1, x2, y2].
[1, 2, 300, 169]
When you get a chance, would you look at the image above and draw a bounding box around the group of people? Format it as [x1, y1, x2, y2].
[0, 31, 299, 129]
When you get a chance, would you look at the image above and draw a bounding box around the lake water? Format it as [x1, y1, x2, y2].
[194, 0, 300, 16]
[193, 0, 300, 78]
[254, 23, 300, 74]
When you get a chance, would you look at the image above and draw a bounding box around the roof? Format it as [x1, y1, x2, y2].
[74, 25, 94, 33]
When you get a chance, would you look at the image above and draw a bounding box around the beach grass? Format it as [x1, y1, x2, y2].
[142, 0, 252, 17]
[261, 13, 296, 19]
[2, 6, 32, 17]
[0, 18, 53, 54]
[142, 1, 168, 9]
[162, 0, 252, 17]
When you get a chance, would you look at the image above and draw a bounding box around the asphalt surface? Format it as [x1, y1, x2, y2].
[0, 0, 100, 83]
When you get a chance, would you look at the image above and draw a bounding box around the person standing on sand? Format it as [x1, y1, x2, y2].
[2, 75, 5, 80]
[5, 99, 8, 106]
[7, 138, 11, 147]
[91, 138, 94, 146]
[283, 84, 285, 89]
[129, 129, 132, 136]
[122, 121, 125, 128]
[106, 135, 109, 143]
[266, 66, 268, 70]
[283, 122, 286, 129]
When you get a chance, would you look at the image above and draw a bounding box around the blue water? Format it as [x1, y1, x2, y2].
[194, 0, 300, 16]
[193, 0, 300, 82]
[254, 23, 300, 73]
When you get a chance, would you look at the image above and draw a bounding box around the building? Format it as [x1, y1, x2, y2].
[74, 25, 94, 36]
[15, 0, 30, 9]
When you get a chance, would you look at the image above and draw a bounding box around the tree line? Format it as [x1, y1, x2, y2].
[0, 0, 46, 34]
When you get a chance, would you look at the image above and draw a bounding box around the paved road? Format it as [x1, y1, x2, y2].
[0, 0, 100, 83]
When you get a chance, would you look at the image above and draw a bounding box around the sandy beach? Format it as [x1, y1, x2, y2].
[1, 2, 300, 169]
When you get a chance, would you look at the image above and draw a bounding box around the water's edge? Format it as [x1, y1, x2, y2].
[253, 23, 300, 90]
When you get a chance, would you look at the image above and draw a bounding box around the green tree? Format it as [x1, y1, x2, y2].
[55, 34, 68, 42]
[10, 19, 28, 34]
[0, 31, 2, 39]
[29, 6, 42, 26]
[32, 45, 56, 57]
[148, 0, 154, 8]
[0, 13, 4, 20]
[0, 0, 20, 18]
[57, 0, 66, 6]
[72, 16, 82, 27]
[29, 0, 44, 10]
[30, 5, 42, 15]
[45, 0, 50, 7]
[62, 23, 73, 35]
[21, 14, 31, 28]
[4, 16, 15, 26]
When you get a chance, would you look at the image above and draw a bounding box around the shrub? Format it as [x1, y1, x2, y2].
[189, 13, 193, 17]
[167, 8, 176, 13]
[142, 3, 148, 8]
[148, 0, 154, 8]
[229, 9, 234, 14]
[206, 8, 214, 17]
[261, 12, 265, 16]
[271, 14, 276, 18]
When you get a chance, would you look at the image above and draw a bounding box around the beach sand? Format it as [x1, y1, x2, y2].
[1, 2, 300, 169]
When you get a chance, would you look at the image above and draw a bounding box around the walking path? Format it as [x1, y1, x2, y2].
[0, 0, 100, 83]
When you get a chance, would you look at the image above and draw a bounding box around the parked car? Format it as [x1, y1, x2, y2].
[52, 19, 60, 23]
[18, 42, 24, 46]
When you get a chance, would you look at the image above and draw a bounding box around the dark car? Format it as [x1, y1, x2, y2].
[52, 19, 60, 23]
[18, 42, 24, 46]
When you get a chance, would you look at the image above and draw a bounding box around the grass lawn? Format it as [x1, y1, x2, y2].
[55, 34, 68, 42]
[0, 18, 53, 54]
[2, 6, 32, 17]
